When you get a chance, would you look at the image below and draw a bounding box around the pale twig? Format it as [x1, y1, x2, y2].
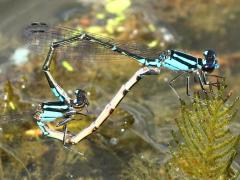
[41, 67, 160, 144]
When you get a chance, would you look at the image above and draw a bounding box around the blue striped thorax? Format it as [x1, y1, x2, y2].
[147, 49, 220, 73]
[159, 50, 200, 71]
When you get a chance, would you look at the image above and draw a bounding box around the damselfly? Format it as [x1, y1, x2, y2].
[25, 22, 222, 98]
[25, 22, 222, 144]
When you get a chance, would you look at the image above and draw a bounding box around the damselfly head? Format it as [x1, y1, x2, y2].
[72, 89, 89, 109]
[202, 49, 219, 73]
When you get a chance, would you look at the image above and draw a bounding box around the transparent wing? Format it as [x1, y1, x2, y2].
[57, 26, 163, 59]
[24, 22, 162, 62]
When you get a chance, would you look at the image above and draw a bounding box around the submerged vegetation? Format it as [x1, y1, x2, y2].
[167, 86, 240, 179]
[120, 85, 240, 179]
[168, 86, 240, 179]
[1, 0, 240, 179]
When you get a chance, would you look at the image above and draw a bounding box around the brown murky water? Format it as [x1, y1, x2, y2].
[0, 0, 240, 179]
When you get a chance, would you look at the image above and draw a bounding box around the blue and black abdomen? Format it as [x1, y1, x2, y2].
[34, 101, 70, 122]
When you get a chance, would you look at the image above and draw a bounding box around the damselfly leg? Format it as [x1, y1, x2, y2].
[205, 74, 224, 88]
[197, 71, 207, 93]
[168, 71, 221, 99]
[168, 72, 188, 99]
[57, 117, 74, 127]
[63, 124, 67, 145]
[186, 75, 191, 96]
[200, 72, 224, 91]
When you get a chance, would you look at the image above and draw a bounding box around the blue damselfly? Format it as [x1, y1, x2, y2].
[24, 22, 222, 97]
[24, 22, 222, 144]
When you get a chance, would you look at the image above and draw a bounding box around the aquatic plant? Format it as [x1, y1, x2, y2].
[120, 84, 240, 179]
[167, 86, 240, 179]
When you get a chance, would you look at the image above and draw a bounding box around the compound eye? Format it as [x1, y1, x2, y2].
[203, 49, 216, 63]
[207, 55, 215, 63]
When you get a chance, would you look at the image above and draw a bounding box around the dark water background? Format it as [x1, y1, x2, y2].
[0, 0, 240, 179]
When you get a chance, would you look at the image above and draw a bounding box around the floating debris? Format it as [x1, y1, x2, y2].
[10, 47, 30, 65]
[62, 60, 74, 72]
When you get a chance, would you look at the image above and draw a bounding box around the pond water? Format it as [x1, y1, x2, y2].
[0, 0, 240, 179]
